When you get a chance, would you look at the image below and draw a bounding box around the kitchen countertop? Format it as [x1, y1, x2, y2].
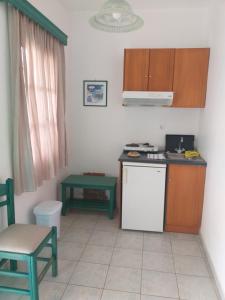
[119, 152, 207, 166]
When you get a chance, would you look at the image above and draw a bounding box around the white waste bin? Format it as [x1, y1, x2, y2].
[33, 201, 62, 238]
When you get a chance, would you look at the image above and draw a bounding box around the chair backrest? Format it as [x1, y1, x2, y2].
[0, 178, 15, 226]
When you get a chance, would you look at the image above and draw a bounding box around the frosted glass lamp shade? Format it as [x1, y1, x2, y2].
[90, 0, 144, 32]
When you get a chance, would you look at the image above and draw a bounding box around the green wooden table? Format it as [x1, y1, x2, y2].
[61, 175, 117, 219]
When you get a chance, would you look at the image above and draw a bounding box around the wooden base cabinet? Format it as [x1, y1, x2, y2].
[165, 164, 206, 234]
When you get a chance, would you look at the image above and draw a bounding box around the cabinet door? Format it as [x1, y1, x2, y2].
[122, 164, 166, 232]
[173, 48, 210, 108]
[148, 49, 175, 91]
[123, 49, 149, 91]
[165, 164, 206, 233]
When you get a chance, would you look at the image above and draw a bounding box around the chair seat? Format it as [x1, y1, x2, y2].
[0, 224, 51, 254]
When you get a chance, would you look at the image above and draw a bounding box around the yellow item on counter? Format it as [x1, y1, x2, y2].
[184, 150, 200, 158]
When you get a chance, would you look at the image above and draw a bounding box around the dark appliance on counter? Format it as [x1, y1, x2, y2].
[166, 134, 195, 153]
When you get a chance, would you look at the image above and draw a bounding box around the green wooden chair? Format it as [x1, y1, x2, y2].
[0, 178, 58, 299]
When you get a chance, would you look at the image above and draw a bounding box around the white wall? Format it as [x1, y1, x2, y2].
[0, 0, 70, 224]
[67, 8, 210, 176]
[198, 0, 225, 298]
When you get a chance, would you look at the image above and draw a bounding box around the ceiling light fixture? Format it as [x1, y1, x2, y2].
[89, 0, 144, 33]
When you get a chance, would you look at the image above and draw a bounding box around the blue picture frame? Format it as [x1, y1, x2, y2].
[83, 80, 108, 107]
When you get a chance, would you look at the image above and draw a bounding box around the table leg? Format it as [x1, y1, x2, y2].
[70, 188, 74, 200]
[61, 184, 67, 216]
[109, 187, 115, 219]
[114, 184, 117, 209]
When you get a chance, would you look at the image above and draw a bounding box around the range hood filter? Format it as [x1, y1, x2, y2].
[122, 91, 174, 106]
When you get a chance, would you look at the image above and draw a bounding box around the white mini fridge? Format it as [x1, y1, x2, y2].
[122, 162, 166, 232]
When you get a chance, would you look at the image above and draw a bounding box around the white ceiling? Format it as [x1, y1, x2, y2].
[59, 0, 212, 12]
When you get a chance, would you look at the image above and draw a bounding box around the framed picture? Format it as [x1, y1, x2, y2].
[83, 80, 108, 107]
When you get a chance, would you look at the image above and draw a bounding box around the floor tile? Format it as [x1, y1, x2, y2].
[62, 285, 102, 300]
[174, 255, 209, 276]
[76, 212, 101, 222]
[43, 259, 77, 283]
[144, 236, 172, 254]
[88, 230, 118, 247]
[59, 225, 69, 240]
[102, 290, 141, 300]
[0, 292, 21, 300]
[95, 219, 119, 232]
[171, 240, 203, 257]
[20, 281, 66, 300]
[71, 219, 98, 230]
[70, 262, 108, 288]
[105, 266, 141, 293]
[58, 241, 85, 260]
[177, 274, 219, 300]
[141, 270, 179, 298]
[143, 232, 170, 240]
[170, 232, 200, 241]
[63, 228, 92, 243]
[111, 248, 142, 269]
[61, 214, 76, 227]
[141, 295, 177, 300]
[142, 252, 174, 273]
[116, 231, 143, 250]
[81, 245, 113, 264]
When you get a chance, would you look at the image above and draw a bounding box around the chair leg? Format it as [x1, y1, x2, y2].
[28, 255, 39, 300]
[52, 226, 58, 277]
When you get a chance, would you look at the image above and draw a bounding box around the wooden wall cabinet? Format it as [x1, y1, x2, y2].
[123, 48, 175, 92]
[165, 164, 206, 234]
[123, 48, 210, 108]
[172, 48, 210, 108]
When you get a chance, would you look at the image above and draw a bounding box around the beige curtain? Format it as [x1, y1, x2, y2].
[8, 6, 67, 194]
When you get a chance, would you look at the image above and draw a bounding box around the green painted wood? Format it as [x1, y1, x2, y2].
[51, 226, 58, 277]
[0, 179, 59, 299]
[0, 252, 29, 261]
[0, 270, 28, 278]
[0, 286, 30, 295]
[0, 200, 8, 207]
[0, 184, 7, 196]
[10, 259, 17, 271]
[61, 184, 67, 216]
[0, 259, 7, 268]
[37, 257, 50, 262]
[0, 0, 67, 45]
[62, 175, 117, 188]
[69, 198, 109, 210]
[28, 256, 38, 300]
[61, 175, 117, 219]
[38, 258, 52, 283]
[7, 178, 15, 225]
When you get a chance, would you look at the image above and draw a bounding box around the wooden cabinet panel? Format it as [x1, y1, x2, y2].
[149, 49, 175, 91]
[123, 49, 149, 91]
[165, 164, 206, 234]
[173, 48, 210, 108]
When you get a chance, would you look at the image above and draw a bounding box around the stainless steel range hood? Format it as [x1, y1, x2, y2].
[122, 91, 174, 106]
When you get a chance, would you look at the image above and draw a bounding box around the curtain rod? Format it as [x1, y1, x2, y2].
[0, 0, 68, 45]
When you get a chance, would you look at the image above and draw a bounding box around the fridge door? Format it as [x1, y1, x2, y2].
[122, 164, 166, 232]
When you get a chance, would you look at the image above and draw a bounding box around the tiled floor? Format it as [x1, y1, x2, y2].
[0, 211, 220, 300]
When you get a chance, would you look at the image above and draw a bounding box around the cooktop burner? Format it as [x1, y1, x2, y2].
[124, 143, 158, 152]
